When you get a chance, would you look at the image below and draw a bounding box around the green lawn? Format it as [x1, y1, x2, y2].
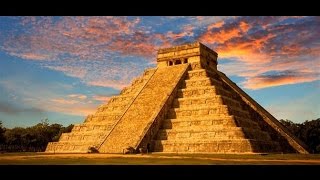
[0, 152, 320, 165]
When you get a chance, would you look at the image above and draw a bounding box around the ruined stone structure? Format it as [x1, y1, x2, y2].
[46, 42, 309, 154]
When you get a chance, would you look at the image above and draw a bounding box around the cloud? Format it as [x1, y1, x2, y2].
[0, 78, 98, 116]
[191, 16, 233, 27]
[0, 100, 44, 115]
[68, 94, 87, 100]
[166, 25, 194, 41]
[13, 52, 51, 61]
[45, 66, 87, 79]
[87, 80, 127, 90]
[1, 17, 170, 90]
[92, 95, 112, 103]
[207, 21, 224, 29]
[47, 98, 96, 116]
[1, 16, 319, 90]
[199, 19, 251, 44]
[50, 98, 79, 105]
[242, 71, 320, 90]
[199, 16, 320, 89]
[2, 16, 159, 61]
[220, 55, 320, 90]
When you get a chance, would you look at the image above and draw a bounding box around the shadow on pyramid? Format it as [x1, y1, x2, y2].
[46, 42, 309, 154]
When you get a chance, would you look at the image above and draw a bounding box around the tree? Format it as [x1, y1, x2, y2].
[2, 118, 75, 152]
[5, 127, 26, 151]
[280, 118, 320, 153]
[0, 121, 5, 144]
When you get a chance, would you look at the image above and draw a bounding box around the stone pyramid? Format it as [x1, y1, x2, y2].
[46, 42, 309, 154]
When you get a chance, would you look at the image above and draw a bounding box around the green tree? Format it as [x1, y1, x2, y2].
[280, 118, 320, 153]
[0, 121, 5, 144]
[5, 127, 26, 151]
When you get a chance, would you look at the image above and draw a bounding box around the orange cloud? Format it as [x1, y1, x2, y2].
[242, 73, 319, 90]
[166, 25, 194, 41]
[200, 27, 240, 44]
[216, 33, 276, 63]
[200, 20, 251, 44]
[207, 21, 224, 29]
[239, 21, 250, 32]
[15, 52, 50, 61]
[244, 76, 308, 90]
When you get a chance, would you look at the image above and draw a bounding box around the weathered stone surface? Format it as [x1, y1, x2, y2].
[98, 64, 189, 153]
[45, 42, 308, 154]
[46, 68, 157, 153]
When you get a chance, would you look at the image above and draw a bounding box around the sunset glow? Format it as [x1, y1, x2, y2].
[0, 16, 319, 127]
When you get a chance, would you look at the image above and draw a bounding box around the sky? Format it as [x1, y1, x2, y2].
[0, 16, 319, 128]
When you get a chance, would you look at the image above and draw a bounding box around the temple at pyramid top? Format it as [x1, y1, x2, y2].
[157, 42, 218, 70]
[46, 42, 309, 154]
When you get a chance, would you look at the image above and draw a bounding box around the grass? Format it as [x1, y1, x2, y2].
[0, 152, 320, 165]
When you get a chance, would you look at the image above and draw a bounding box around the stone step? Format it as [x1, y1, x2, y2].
[186, 69, 218, 80]
[83, 115, 95, 123]
[87, 114, 123, 122]
[106, 95, 134, 106]
[159, 125, 238, 132]
[72, 123, 114, 132]
[62, 131, 106, 137]
[94, 111, 124, 116]
[162, 116, 260, 129]
[174, 94, 243, 111]
[119, 68, 156, 96]
[156, 128, 271, 141]
[227, 107, 251, 119]
[59, 133, 104, 142]
[98, 64, 190, 153]
[168, 106, 250, 119]
[46, 142, 96, 153]
[232, 116, 261, 129]
[173, 95, 242, 109]
[181, 77, 222, 89]
[120, 81, 146, 96]
[176, 85, 233, 98]
[97, 104, 128, 112]
[152, 139, 281, 153]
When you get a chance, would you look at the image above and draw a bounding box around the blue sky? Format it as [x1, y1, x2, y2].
[0, 16, 319, 128]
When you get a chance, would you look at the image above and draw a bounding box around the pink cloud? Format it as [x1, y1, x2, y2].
[242, 73, 319, 90]
[13, 52, 50, 61]
[46, 101, 96, 116]
[48, 96, 97, 116]
[50, 98, 78, 105]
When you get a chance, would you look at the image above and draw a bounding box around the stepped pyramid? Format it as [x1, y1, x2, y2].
[46, 42, 309, 154]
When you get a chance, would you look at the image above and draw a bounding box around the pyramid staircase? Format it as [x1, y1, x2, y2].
[152, 66, 282, 153]
[45, 67, 157, 153]
[46, 42, 309, 154]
